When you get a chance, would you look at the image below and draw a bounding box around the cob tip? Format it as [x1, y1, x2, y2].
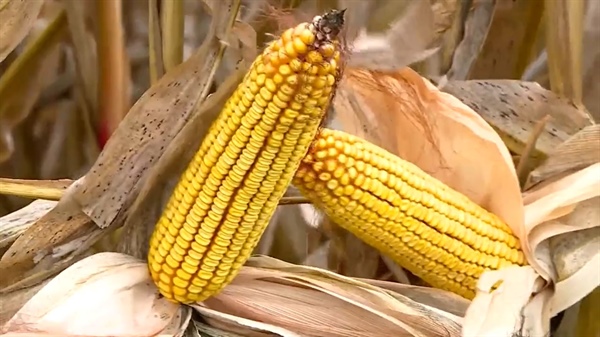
[312, 9, 346, 46]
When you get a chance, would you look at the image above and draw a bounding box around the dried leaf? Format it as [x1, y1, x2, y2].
[65, 0, 240, 231]
[199, 256, 462, 337]
[64, 0, 97, 114]
[441, 80, 593, 163]
[358, 277, 469, 318]
[0, 12, 236, 284]
[0, 279, 48, 326]
[463, 266, 550, 337]
[0, 199, 56, 250]
[550, 223, 600, 314]
[348, 0, 440, 71]
[333, 68, 523, 234]
[527, 124, 600, 187]
[1, 252, 189, 336]
[0, 0, 44, 62]
[465, 164, 600, 336]
[0, 10, 66, 162]
[469, 0, 544, 79]
[191, 320, 247, 337]
[582, 0, 600, 121]
[545, 0, 585, 104]
[443, 0, 495, 81]
[194, 304, 301, 337]
[115, 68, 245, 258]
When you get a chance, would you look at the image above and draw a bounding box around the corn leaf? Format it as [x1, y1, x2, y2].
[545, 0, 585, 104]
[443, 0, 495, 81]
[0, 0, 44, 62]
[441, 80, 594, 165]
[469, 0, 544, 79]
[0, 10, 65, 162]
[0, 1, 241, 291]
[527, 124, 600, 187]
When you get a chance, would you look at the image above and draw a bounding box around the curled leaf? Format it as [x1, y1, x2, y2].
[527, 124, 600, 187]
[464, 164, 600, 336]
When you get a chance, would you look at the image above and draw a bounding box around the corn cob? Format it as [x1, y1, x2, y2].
[147, 10, 345, 304]
[293, 128, 527, 299]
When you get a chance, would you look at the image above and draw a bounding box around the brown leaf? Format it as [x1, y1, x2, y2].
[527, 124, 600, 187]
[441, 80, 594, 163]
[64, 0, 97, 114]
[469, 0, 544, 79]
[443, 0, 496, 81]
[545, 0, 585, 104]
[0, 10, 66, 162]
[0, 0, 243, 291]
[115, 68, 245, 258]
[0, 203, 96, 292]
[0, 199, 57, 251]
[66, 0, 241, 230]
[0, 0, 44, 62]
[348, 0, 440, 71]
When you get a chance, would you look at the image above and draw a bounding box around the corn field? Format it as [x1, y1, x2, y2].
[0, 0, 598, 336]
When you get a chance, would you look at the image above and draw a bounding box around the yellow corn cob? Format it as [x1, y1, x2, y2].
[147, 10, 345, 304]
[293, 128, 527, 299]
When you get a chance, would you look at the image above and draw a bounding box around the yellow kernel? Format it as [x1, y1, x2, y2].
[299, 28, 316, 45]
[307, 51, 323, 64]
[284, 41, 298, 58]
[319, 43, 336, 58]
[293, 37, 308, 54]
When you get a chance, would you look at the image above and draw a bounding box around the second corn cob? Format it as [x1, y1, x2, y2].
[293, 128, 527, 299]
[147, 11, 346, 304]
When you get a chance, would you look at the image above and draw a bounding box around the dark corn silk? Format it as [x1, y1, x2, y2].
[147, 10, 346, 304]
[293, 128, 527, 299]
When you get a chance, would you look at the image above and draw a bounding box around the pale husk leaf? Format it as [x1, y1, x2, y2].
[197, 256, 462, 337]
[2, 252, 188, 336]
[463, 163, 600, 336]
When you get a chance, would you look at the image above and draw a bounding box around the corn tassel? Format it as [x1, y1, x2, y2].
[148, 11, 346, 304]
[293, 128, 527, 299]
